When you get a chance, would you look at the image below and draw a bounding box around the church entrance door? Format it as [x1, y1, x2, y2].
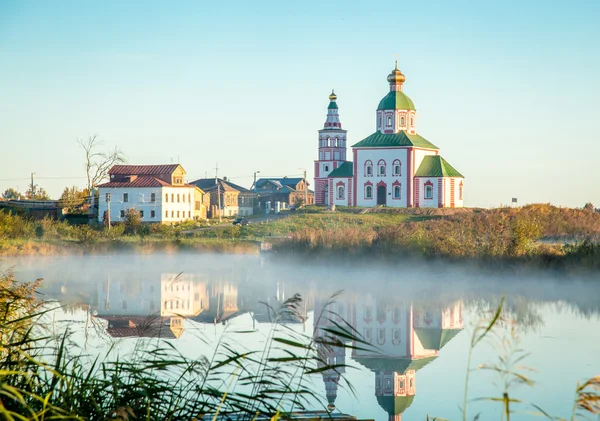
[377, 185, 386, 206]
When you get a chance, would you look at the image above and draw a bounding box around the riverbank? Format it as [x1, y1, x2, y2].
[1, 204, 599, 269]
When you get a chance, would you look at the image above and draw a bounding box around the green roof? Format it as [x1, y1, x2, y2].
[377, 90, 416, 111]
[414, 155, 464, 178]
[353, 356, 437, 373]
[352, 131, 439, 149]
[414, 328, 462, 351]
[328, 162, 353, 178]
[377, 395, 415, 416]
[328, 101, 338, 109]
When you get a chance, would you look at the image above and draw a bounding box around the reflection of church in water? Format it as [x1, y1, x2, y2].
[314, 296, 463, 420]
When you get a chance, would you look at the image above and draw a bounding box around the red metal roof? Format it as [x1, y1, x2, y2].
[108, 164, 183, 176]
[97, 176, 170, 188]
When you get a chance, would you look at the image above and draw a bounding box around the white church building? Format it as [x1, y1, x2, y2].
[314, 63, 464, 208]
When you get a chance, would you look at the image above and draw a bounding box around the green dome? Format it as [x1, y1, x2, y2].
[377, 90, 416, 111]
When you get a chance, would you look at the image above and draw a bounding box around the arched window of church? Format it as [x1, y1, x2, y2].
[387, 116, 392, 127]
[411, 117, 414, 126]
[394, 185, 401, 199]
[378, 159, 386, 176]
[400, 116, 405, 126]
[337, 186, 344, 200]
[365, 160, 373, 176]
[393, 159, 401, 176]
[324, 165, 329, 172]
[378, 114, 382, 127]
[425, 184, 433, 199]
[365, 185, 373, 199]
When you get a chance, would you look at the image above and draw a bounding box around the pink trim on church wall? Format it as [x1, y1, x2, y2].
[438, 179, 443, 208]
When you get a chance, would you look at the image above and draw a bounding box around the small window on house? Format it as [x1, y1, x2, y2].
[459, 183, 464, 200]
[337, 186, 345, 200]
[425, 185, 433, 199]
[401, 116, 405, 126]
[177, 210, 180, 218]
[171, 193, 174, 202]
[324, 165, 329, 172]
[411, 117, 414, 126]
[151, 210, 155, 218]
[410, 379, 413, 388]
[365, 185, 373, 199]
[177, 194, 180, 203]
[188, 194, 191, 202]
[151, 193, 156, 202]
[394, 165, 401, 175]
[165, 193, 168, 203]
[171, 210, 174, 218]
[139, 210, 144, 218]
[400, 379, 405, 389]
[387, 116, 392, 126]
[385, 377, 392, 391]
[394, 185, 401, 198]
[123, 193, 128, 202]
[182, 194, 185, 203]
[378, 115, 382, 126]
[393, 328, 401, 341]
[188, 211, 191, 218]
[379, 165, 385, 176]
[165, 210, 168, 218]
[366, 166, 372, 175]
[120, 210, 125, 218]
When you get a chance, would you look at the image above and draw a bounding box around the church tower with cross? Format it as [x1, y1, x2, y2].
[316, 62, 466, 209]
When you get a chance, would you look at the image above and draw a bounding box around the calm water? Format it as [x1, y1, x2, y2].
[3, 253, 600, 421]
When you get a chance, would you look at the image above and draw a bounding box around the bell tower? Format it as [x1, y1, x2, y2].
[314, 90, 348, 205]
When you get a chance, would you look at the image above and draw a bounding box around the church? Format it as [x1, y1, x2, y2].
[314, 63, 464, 208]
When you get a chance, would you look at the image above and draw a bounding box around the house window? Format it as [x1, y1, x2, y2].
[386, 116, 392, 126]
[337, 186, 345, 200]
[123, 193, 128, 202]
[120, 210, 125, 218]
[171, 193, 174, 202]
[365, 185, 373, 199]
[151, 210, 155, 218]
[139, 210, 144, 218]
[425, 184, 433, 199]
[165, 193, 168, 203]
[195, 201, 201, 211]
[165, 210, 168, 218]
[171, 210, 174, 218]
[177, 194, 180, 203]
[182, 194, 185, 203]
[378, 159, 386, 176]
[400, 116, 405, 126]
[177, 210, 180, 218]
[151, 193, 156, 202]
[394, 185, 401, 199]
[459, 182, 464, 200]
[188, 211, 191, 218]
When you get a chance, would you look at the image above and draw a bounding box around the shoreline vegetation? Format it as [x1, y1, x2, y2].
[1, 203, 599, 270]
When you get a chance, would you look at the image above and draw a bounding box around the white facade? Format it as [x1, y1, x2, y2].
[328, 177, 352, 207]
[98, 186, 198, 224]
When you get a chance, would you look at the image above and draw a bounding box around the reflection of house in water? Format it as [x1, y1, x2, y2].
[350, 296, 463, 420]
[191, 280, 243, 324]
[161, 273, 209, 318]
[252, 282, 310, 325]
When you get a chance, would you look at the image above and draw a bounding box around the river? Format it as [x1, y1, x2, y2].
[3, 253, 600, 421]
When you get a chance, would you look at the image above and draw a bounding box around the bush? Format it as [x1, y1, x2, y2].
[74, 225, 99, 243]
[123, 208, 142, 234]
[102, 223, 125, 240]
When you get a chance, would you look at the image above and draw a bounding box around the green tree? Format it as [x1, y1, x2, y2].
[25, 186, 51, 200]
[58, 186, 87, 210]
[123, 208, 142, 234]
[2, 188, 21, 200]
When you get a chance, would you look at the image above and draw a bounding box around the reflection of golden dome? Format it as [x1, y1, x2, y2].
[387, 60, 406, 85]
[329, 89, 337, 101]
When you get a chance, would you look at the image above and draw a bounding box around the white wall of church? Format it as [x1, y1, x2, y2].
[332, 178, 350, 207]
[355, 148, 409, 207]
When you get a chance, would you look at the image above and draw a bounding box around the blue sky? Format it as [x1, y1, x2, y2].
[1, 0, 599, 207]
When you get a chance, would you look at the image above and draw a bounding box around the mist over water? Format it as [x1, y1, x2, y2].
[3, 253, 600, 421]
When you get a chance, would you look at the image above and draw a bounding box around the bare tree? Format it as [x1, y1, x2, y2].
[78, 135, 126, 191]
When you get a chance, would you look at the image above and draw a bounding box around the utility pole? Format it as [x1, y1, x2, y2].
[30, 172, 35, 200]
[214, 163, 221, 222]
[253, 170, 260, 213]
[106, 193, 111, 229]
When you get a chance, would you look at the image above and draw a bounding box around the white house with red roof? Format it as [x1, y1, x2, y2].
[314, 63, 465, 208]
[97, 164, 206, 224]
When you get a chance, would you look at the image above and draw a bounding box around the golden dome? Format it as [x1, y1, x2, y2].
[387, 60, 406, 85]
[329, 89, 337, 101]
